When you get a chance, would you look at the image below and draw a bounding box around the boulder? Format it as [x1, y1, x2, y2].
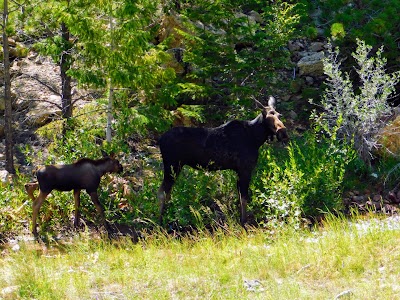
[9, 42, 29, 59]
[248, 10, 263, 23]
[26, 109, 62, 127]
[288, 40, 304, 52]
[157, 14, 187, 48]
[26, 95, 62, 126]
[309, 42, 325, 52]
[297, 51, 325, 76]
[0, 169, 10, 186]
[379, 115, 400, 156]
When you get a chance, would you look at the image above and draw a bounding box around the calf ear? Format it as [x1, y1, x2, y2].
[101, 150, 108, 158]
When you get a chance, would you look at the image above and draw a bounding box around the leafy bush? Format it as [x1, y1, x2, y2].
[317, 39, 400, 166]
[0, 177, 31, 238]
[162, 168, 238, 229]
[178, 0, 300, 104]
[303, 0, 400, 63]
[251, 129, 355, 228]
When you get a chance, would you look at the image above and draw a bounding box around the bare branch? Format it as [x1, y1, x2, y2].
[19, 74, 60, 95]
[17, 97, 62, 110]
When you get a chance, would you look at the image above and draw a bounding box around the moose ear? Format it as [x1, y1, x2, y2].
[268, 96, 276, 108]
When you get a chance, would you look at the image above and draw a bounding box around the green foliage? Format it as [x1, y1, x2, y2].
[178, 0, 300, 104]
[304, 26, 318, 40]
[252, 130, 355, 227]
[65, 0, 171, 93]
[330, 22, 345, 39]
[176, 104, 205, 124]
[0, 177, 31, 237]
[318, 39, 400, 165]
[303, 0, 400, 63]
[165, 168, 238, 228]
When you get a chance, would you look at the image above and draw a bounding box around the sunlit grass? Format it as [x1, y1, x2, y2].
[1, 215, 400, 299]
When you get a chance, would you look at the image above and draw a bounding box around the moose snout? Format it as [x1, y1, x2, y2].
[276, 128, 289, 145]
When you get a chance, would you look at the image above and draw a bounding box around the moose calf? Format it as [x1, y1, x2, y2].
[25, 153, 123, 237]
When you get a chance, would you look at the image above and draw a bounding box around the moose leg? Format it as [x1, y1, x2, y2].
[237, 173, 251, 227]
[32, 190, 49, 237]
[73, 189, 81, 228]
[88, 191, 109, 231]
[158, 164, 181, 225]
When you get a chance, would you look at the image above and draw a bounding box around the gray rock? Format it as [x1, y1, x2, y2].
[288, 40, 303, 52]
[305, 76, 314, 85]
[0, 169, 10, 185]
[26, 109, 62, 127]
[335, 290, 353, 299]
[309, 42, 325, 52]
[297, 52, 325, 76]
[248, 10, 263, 23]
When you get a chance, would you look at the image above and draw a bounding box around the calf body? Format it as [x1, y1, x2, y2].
[158, 97, 288, 226]
[25, 154, 123, 236]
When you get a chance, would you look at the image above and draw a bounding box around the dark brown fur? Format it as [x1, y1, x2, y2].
[25, 153, 123, 237]
[157, 96, 288, 226]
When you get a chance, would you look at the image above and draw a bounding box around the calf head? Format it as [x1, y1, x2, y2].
[261, 96, 289, 144]
[102, 152, 124, 174]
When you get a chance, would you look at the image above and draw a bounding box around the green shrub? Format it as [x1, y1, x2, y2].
[0, 177, 31, 238]
[318, 39, 400, 166]
[163, 168, 238, 229]
[251, 129, 356, 228]
[330, 22, 345, 39]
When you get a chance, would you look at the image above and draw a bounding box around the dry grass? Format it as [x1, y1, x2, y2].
[1, 215, 400, 299]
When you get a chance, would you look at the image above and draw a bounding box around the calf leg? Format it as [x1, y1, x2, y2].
[237, 173, 251, 227]
[88, 191, 109, 231]
[25, 182, 39, 201]
[73, 189, 81, 228]
[158, 164, 181, 225]
[32, 190, 49, 237]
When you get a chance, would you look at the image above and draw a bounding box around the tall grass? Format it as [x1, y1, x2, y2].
[1, 215, 400, 299]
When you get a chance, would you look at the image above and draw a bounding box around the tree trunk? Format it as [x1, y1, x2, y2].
[60, 22, 73, 123]
[106, 85, 113, 143]
[2, 0, 15, 174]
[106, 6, 114, 143]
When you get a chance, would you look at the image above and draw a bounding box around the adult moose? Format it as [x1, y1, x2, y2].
[25, 152, 123, 237]
[158, 96, 289, 226]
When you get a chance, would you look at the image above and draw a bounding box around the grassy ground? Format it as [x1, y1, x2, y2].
[1, 215, 400, 300]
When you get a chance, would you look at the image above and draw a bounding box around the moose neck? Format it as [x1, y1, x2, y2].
[248, 114, 271, 148]
[94, 160, 112, 176]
